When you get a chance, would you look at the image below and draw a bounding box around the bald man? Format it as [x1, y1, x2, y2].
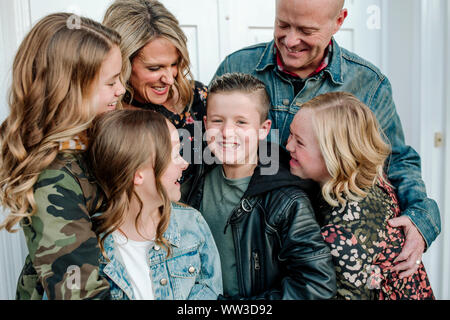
[212, 0, 440, 297]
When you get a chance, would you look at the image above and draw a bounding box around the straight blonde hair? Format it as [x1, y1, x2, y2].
[103, 0, 194, 112]
[87, 110, 173, 258]
[0, 13, 121, 232]
[302, 92, 391, 207]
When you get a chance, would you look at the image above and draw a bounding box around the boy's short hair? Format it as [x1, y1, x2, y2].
[208, 73, 271, 122]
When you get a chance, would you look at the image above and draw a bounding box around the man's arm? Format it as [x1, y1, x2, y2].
[371, 77, 441, 248]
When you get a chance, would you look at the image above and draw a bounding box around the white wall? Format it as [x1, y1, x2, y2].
[383, 0, 449, 299]
[0, 0, 32, 300]
[383, 0, 420, 150]
[444, 0, 450, 300]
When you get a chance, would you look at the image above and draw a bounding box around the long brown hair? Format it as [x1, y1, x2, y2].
[0, 13, 121, 232]
[87, 110, 173, 257]
[103, 0, 194, 112]
[302, 92, 391, 207]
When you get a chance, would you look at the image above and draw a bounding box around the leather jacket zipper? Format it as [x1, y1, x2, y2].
[252, 250, 261, 293]
[223, 198, 253, 234]
[253, 251, 261, 270]
[224, 207, 241, 234]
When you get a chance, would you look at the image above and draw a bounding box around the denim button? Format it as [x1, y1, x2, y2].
[188, 266, 196, 274]
[154, 245, 161, 251]
[295, 101, 302, 107]
[282, 99, 290, 106]
[160, 278, 168, 286]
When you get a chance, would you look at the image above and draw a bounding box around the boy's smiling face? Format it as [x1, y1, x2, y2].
[205, 92, 271, 167]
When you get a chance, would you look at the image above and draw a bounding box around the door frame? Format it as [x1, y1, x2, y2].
[442, 0, 450, 300]
[418, 0, 448, 299]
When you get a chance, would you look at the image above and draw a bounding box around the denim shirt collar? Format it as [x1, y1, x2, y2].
[162, 203, 181, 247]
[255, 41, 277, 73]
[255, 38, 344, 85]
[100, 203, 181, 258]
[324, 37, 344, 85]
[100, 235, 136, 300]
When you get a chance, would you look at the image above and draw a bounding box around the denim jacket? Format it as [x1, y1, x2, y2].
[98, 203, 223, 300]
[213, 38, 440, 248]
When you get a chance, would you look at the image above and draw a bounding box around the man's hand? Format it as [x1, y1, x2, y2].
[388, 216, 426, 278]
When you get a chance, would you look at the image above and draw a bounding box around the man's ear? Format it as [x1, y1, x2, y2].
[333, 9, 348, 34]
[258, 119, 272, 140]
[134, 170, 144, 186]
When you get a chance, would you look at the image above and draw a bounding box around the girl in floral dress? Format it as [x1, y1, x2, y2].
[286, 92, 434, 300]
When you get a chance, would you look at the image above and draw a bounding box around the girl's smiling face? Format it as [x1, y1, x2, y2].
[134, 121, 188, 204]
[286, 108, 330, 185]
[92, 45, 125, 115]
[160, 121, 189, 202]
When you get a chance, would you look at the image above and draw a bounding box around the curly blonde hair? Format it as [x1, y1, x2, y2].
[0, 13, 121, 232]
[302, 92, 391, 207]
[103, 0, 194, 112]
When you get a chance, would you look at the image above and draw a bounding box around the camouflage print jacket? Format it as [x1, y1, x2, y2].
[16, 152, 110, 300]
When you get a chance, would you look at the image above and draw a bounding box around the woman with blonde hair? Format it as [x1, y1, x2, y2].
[103, 0, 208, 200]
[88, 109, 222, 300]
[286, 92, 434, 300]
[0, 13, 125, 299]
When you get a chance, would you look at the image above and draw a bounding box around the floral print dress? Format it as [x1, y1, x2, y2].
[317, 178, 435, 300]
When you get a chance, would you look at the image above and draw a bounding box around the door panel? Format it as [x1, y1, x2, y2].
[335, 0, 382, 67]
[28, 0, 220, 84]
[29, 0, 113, 23]
[159, 0, 221, 84]
[27, 0, 382, 84]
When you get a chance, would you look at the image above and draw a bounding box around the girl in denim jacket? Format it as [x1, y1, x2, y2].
[87, 110, 222, 300]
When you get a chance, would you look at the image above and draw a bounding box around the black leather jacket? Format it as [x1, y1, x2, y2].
[186, 145, 336, 300]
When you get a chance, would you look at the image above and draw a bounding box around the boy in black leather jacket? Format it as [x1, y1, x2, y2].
[186, 73, 336, 300]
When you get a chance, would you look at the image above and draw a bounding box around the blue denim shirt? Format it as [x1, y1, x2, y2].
[213, 38, 441, 248]
[99, 203, 223, 300]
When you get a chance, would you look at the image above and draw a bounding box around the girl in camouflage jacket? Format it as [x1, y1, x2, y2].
[87, 110, 222, 300]
[0, 13, 125, 299]
[286, 92, 434, 300]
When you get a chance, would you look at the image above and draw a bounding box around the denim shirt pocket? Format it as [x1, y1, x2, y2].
[167, 245, 202, 300]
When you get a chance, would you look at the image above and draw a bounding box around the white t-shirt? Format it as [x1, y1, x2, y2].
[112, 231, 155, 300]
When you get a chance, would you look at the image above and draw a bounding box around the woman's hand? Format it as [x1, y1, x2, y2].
[388, 216, 426, 278]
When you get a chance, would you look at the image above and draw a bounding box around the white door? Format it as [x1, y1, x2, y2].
[336, 0, 382, 68]
[215, 0, 382, 72]
[159, 0, 221, 85]
[23, 0, 385, 82]
[29, 0, 114, 24]
[217, 0, 276, 60]
[28, 0, 221, 85]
